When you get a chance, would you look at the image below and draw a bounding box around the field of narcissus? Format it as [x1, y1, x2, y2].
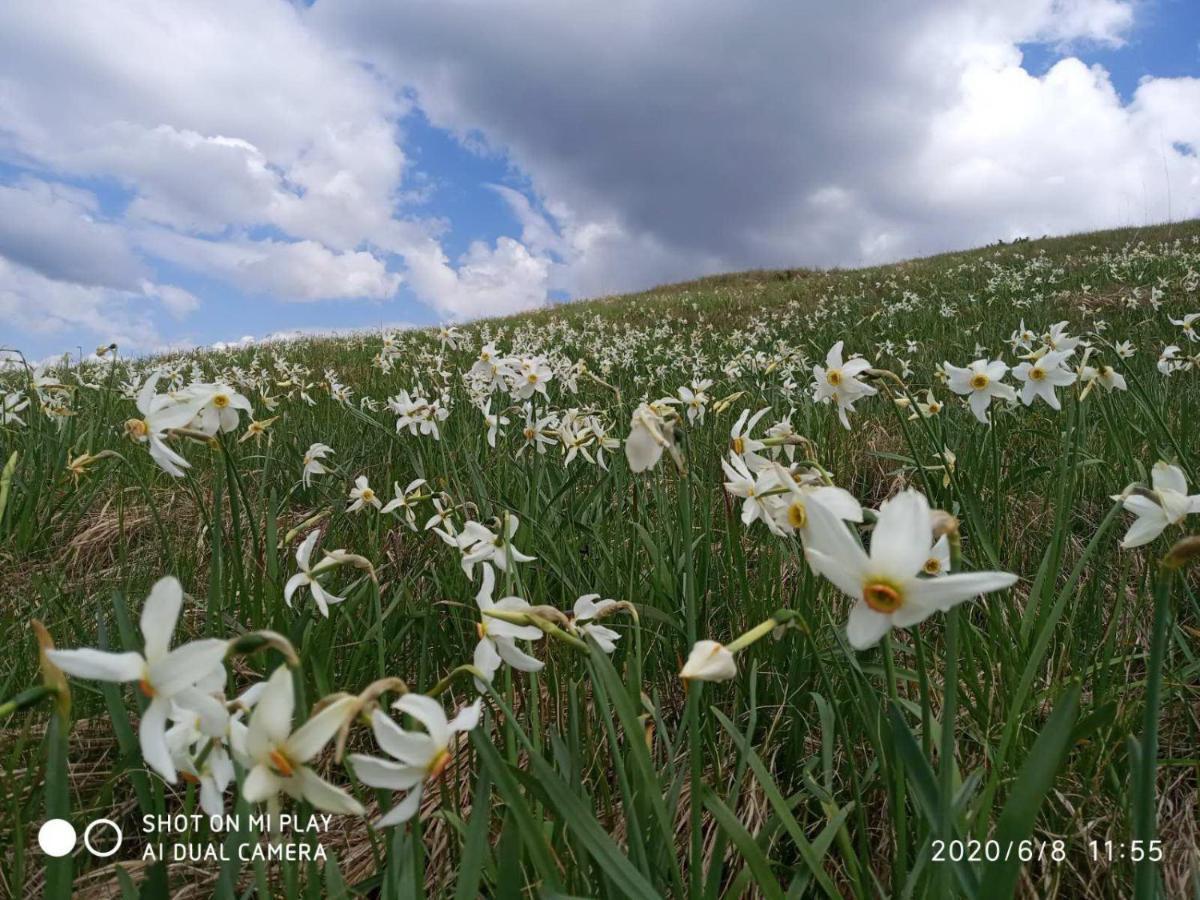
[2, 221, 1199, 898]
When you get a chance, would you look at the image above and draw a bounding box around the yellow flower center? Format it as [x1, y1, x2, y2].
[863, 581, 903, 614]
[268, 748, 295, 777]
[731, 436, 745, 455]
[1029, 367, 1045, 381]
[125, 418, 149, 439]
[213, 394, 230, 408]
[138, 678, 156, 698]
[826, 369, 842, 386]
[527, 373, 538, 384]
[923, 558, 942, 575]
[476, 621, 488, 639]
[787, 500, 807, 530]
[428, 748, 452, 780]
[969, 373, 989, 390]
[361, 488, 375, 501]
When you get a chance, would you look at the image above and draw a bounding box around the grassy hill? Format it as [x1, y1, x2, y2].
[1, 219, 1198, 897]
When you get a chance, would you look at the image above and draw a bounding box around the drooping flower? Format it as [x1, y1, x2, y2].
[471, 566, 544, 685]
[680, 640, 737, 682]
[380, 478, 428, 530]
[803, 489, 1017, 650]
[348, 695, 481, 827]
[302, 443, 334, 488]
[571, 595, 621, 653]
[1114, 462, 1200, 548]
[47, 577, 228, 782]
[124, 372, 210, 477]
[284, 531, 346, 617]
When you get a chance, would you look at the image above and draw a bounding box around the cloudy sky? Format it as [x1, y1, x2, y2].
[1, 0, 1198, 359]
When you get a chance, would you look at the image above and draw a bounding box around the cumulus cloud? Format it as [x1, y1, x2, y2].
[1, 0, 1198, 356]
[0, 181, 145, 290]
[313, 0, 1200, 288]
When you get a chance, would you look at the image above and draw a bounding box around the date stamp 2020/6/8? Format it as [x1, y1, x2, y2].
[931, 838, 1165, 864]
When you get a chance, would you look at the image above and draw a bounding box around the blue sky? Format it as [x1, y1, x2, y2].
[1, 0, 1198, 361]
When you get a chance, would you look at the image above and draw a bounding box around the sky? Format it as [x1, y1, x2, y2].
[0, 0, 1198, 361]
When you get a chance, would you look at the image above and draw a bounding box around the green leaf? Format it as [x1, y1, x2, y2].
[980, 683, 1081, 900]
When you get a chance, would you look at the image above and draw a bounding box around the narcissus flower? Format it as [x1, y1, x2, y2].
[571, 595, 621, 653]
[471, 566, 543, 684]
[1114, 462, 1200, 548]
[241, 666, 363, 814]
[625, 402, 678, 473]
[804, 489, 1017, 650]
[680, 640, 737, 682]
[125, 372, 210, 477]
[47, 577, 228, 782]
[944, 359, 1017, 424]
[302, 442, 334, 488]
[812, 342, 876, 429]
[1013, 350, 1077, 410]
[284, 531, 345, 617]
[347, 475, 382, 513]
[348, 695, 481, 827]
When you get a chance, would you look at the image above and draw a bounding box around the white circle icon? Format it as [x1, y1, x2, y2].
[38, 819, 77, 857]
[83, 819, 123, 858]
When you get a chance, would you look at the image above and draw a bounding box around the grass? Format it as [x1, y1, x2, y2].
[2, 220, 1199, 898]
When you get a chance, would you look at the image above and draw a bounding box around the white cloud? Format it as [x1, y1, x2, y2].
[313, 0, 1200, 290]
[2, 0, 1199, 357]
[0, 180, 145, 289]
[138, 231, 402, 302]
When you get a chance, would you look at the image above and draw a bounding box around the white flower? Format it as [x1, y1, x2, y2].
[302, 443, 334, 488]
[47, 577, 228, 783]
[922, 534, 951, 577]
[241, 666, 363, 815]
[443, 513, 536, 580]
[472, 566, 544, 685]
[347, 475, 382, 513]
[125, 372, 210, 477]
[625, 402, 675, 473]
[680, 640, 737, 682]
[1, 391, 29, 427]
[1158, 345, 1181, 375]
[1043, 321, 1082, 354]
[803, 489, 1017, 650]
[677, 380, 712, 424]
[1169, 312, 1198, 342]
[571, 595, 621, 653]
[766, 463, 863, 537]
[721, 453, 782, 531]
[187, 383, 253, 435]
[166, 696, 238, 816]
[481, 401, 510, 448]
[1115, 462, 1200, 548]
[944, 359, 1017, 424]
[284, 531, 345, 617]
[812, 342, 876, 429]
[380, 478, 428, 530]
[1013, 350, 1077, 410]
[348, 695, 481, 828]
[728, 408, 769, 469]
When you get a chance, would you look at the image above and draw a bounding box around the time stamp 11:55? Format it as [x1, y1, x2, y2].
[931, 839, 1165, 863]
